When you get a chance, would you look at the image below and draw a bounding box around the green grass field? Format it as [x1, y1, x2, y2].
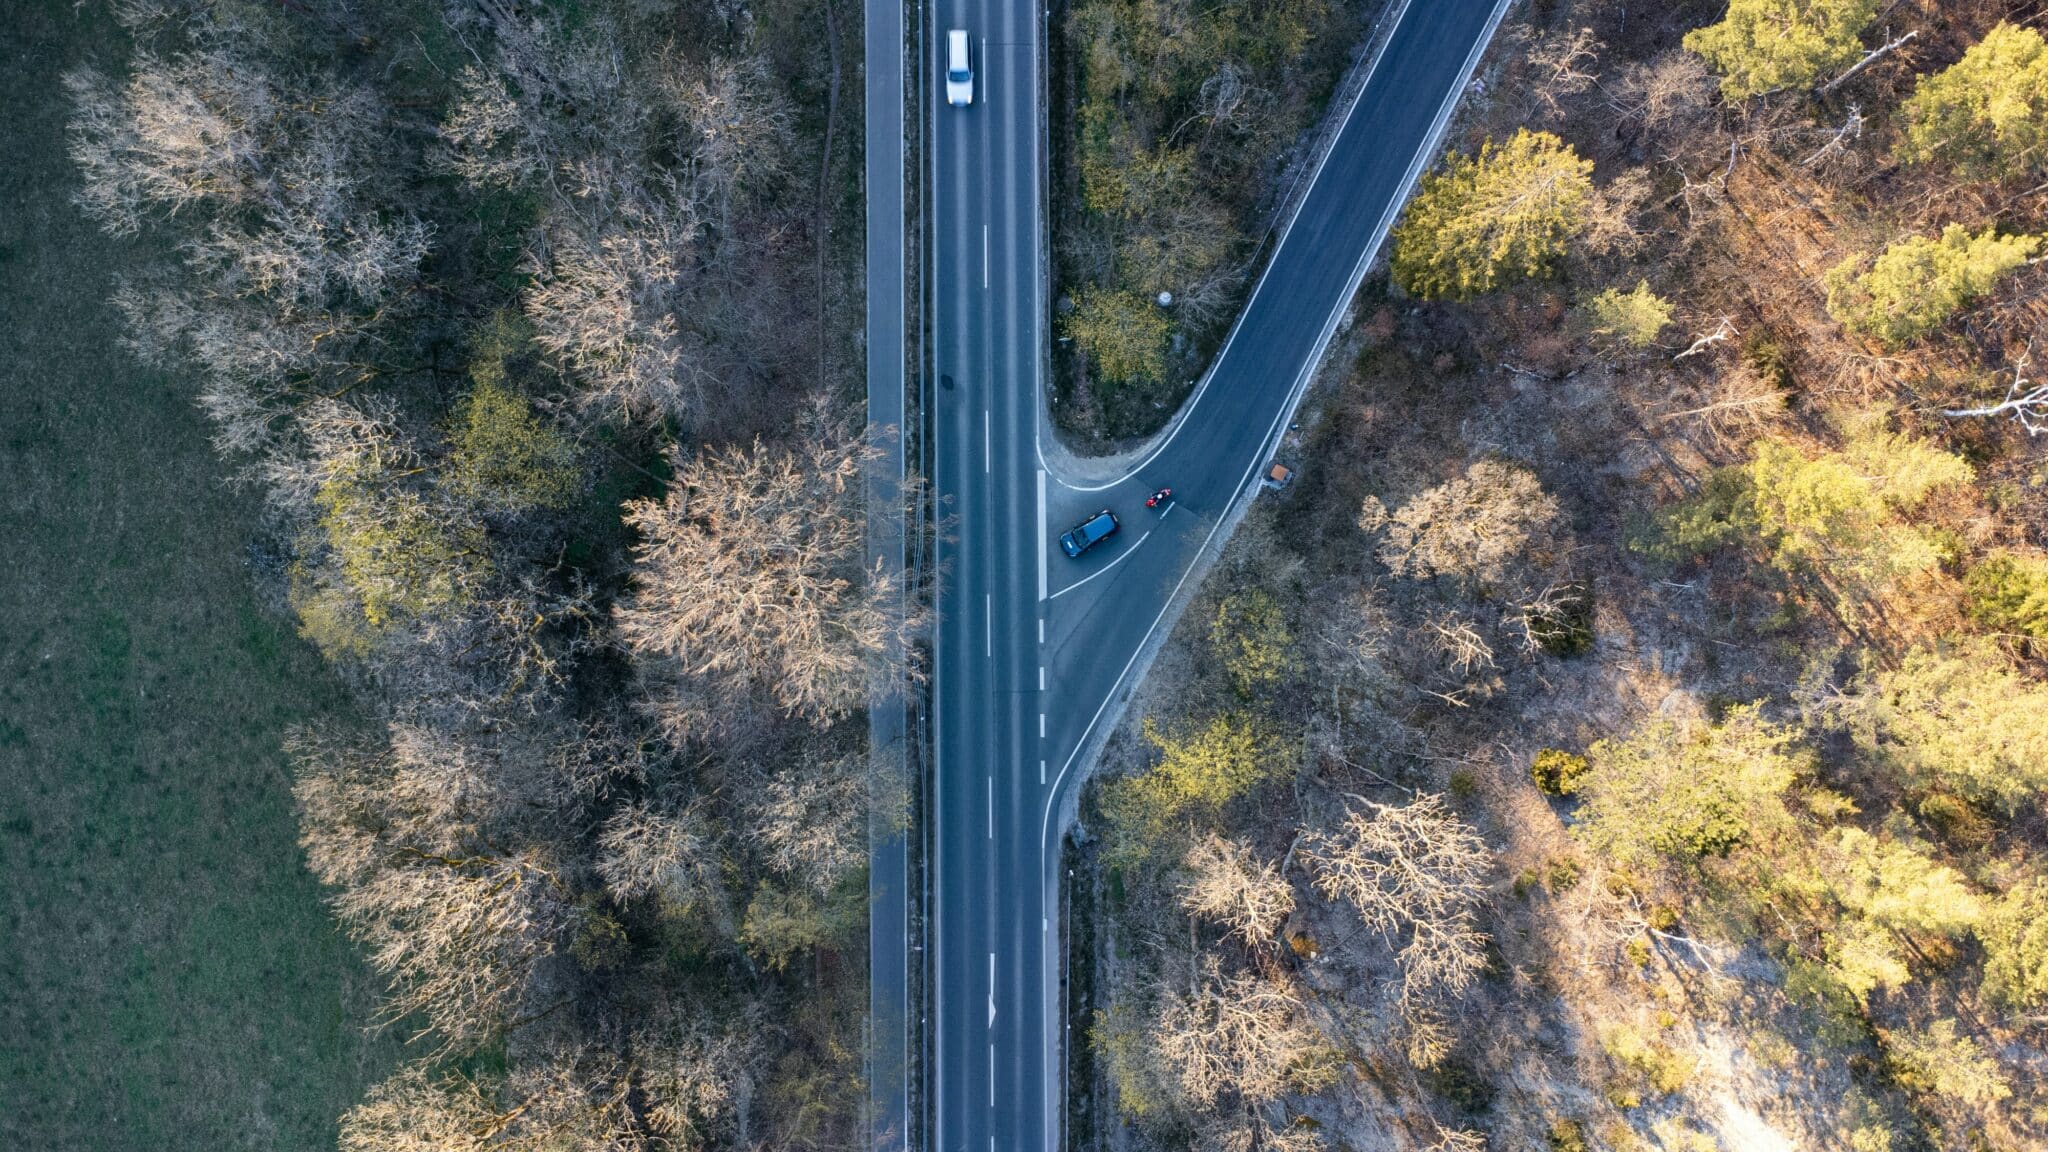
[0, 3, 400, 1148]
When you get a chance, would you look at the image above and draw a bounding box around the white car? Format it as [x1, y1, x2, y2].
[946, 29, 973, 106]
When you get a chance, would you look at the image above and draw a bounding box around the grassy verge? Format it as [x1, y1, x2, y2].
[0, 3, 399, 1148]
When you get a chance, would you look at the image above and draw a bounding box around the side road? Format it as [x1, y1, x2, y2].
[863, 0, 910, 1146]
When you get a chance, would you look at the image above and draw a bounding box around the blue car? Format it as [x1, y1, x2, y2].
[1059, 509, 1120, 558]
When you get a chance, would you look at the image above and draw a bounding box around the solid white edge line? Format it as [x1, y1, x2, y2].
[1047, 528, 1151, 601]
[1036, 470, 1047, 601]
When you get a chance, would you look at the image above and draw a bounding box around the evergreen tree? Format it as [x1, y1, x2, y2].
[1981, 877, 2048, 1012]
[1102, 713, 1281, 864]
[1643, 420, 1972, 607]
[1825, 224, 2040, 347]
[1825, 828, 1980, 941]
[1574, 704, 1805, 872]
[1884, 1019, 2012, 1108]
[1963, 550, 2048, 640]
[1833, 642, 2048, 813]
[1391, 130, 1594, 300]
[1683, 0, 1882, 101]
[1899, 24, 2048, 180]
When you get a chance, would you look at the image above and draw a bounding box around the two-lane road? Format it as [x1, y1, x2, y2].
[928, 1, 1057, 1149]
[922, 0, 1513, 1148]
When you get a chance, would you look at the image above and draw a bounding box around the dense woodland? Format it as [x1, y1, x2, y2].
[62, 0, 898, 1146]
[1078, 0, 2048, 1149]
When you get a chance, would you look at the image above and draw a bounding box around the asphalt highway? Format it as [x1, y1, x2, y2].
[923, 0, 1513, 1148]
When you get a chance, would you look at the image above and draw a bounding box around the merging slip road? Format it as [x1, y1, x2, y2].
[914, 0, 1513, 1148]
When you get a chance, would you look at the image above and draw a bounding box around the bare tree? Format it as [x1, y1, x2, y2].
[290, 722, 502, 889]
[1198, 1113, 1327, 1152]
[1309, 578, 1393, 690]
[338, 1062, 502, 1152]
[1510, 581, 1588, 655]
[595, 800, 717, 910]
[1609, 51, 1715, 136]
[334, 851, 566, 1049]
[1661, 360, 1787, 447]
[526, 198, 699, 422]
[1427, 612, 1496, 677]
[1301, 795, 1491, 1013]
[1154, 961, 1330, 1108]
[498, 1051, 639, 1149]
[65, 48, 284, 233]
[616, 409, 916, 731]
[68, 43, 430, 455]
[1179, 833, 1296, 949]
[1524, 27, 1602, 120]
[292, 724, 565, 1049]
[748, 753, 866, 894]
[668, 56, 796, 218]
[438, 64, 547, 191]
[633, 1005, 755, 1148]
[1379, 460, 1561, 591]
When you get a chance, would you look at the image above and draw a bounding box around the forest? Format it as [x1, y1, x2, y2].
[1072, 0, 2048, 1149]
[55, 0, 899, 1146]
[31, 0, 2048, 1148]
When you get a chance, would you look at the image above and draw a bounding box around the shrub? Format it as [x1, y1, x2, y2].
[1545, 855, 1583, 891]
[1600, 1022, 1694, 1097]
[1916, 792, 1992, 850]
[1066, 287, 1169, 385]
[1423, 1058, 1494, 1114]
[1582, 281, 1673, 349]
[1209, 589, 1295, 697]
[1548, 1119, 1590, 1152]
[446, 377, 581, 513]
[1531, 748, 1590, 795]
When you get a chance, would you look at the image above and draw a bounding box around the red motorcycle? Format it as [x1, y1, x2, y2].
[1145, 487, 1173, 508]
